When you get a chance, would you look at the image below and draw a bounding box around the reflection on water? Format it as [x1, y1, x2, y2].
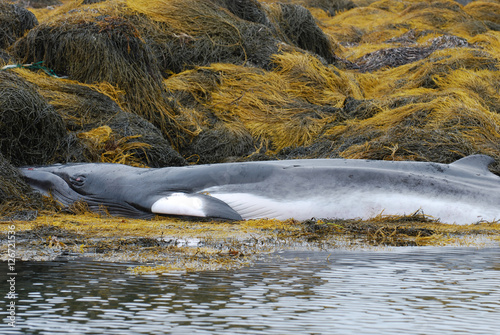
[1, 247, 500, 334]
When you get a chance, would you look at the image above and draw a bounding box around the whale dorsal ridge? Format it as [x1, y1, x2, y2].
[450, 154, 495, 175]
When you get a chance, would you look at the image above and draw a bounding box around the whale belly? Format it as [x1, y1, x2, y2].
[209, 191, 499, 225]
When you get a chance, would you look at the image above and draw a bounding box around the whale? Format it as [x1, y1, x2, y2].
[18, 155, 500, 224]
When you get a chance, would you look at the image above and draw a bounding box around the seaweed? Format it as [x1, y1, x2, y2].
[209, 0, 270, 25]
[266, 2, 342, 64]
[303, 0, 357, 16]
[0, 49, 13, 63]
[300, 212, 437, 247]
[465, 1, 500, 26]
[167, 54, 356, 155]
[0, 1, 38, 49]
[322, 92, 500, 170]
[17, 69, 186, 167]
[0, 71, 66, 166]
[126, 0, 280, 72]
[0, 153, 52, 218]
[10, 10, 183, 141]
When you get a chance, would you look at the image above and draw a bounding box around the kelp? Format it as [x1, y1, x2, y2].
[394, 0, 488, 38]
[469, 30, 500, 61]
[0, 153, 54, 219]
[314, 0, 488, 53]
[76, 126, 150, 166]
[210, 0, 270, 25]
[0, 1, 38, 49]
[465, 1, 500, 29]
[433, 68, 500, 113]
[0, 70, 66, 166]
[167, 29, 500, 161]
[6, 0, 500, 164]
[28, 0, 63, 8]
[303, 0, 357, 16]
[15, 68, 186, 167]
[10, 10, 183, 141]
[356, 46, 498, 98]
[167, 53, 363, 156]
[10, 0, 342, 150]
[315, 5, 400, 46]
[265, 2, 343, 65]
[126, 0, 281, 72]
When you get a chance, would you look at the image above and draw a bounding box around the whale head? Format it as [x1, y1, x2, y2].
[18, 163, 243, 220]
[18, 163, 150, 216]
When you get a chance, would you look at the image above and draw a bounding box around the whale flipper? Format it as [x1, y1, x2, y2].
[450, 155, 495, 176]
[150, 193, 242, 220]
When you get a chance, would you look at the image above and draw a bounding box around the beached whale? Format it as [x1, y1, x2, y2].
[19, 155, 500, 224]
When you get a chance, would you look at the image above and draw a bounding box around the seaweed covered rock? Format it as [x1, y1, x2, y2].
[0, 1, 38, 49]
[166, 52, 365, 160]
[165, 66, 257, 163]
[10, 9, 182, 140]
[8, 0, 346, 153]
[28, 0, 63, 8]
[303, 0, 357, 16]
[106, 112, 186, 167]
[181, 123, 255, 164]
[266, 2, 341, 64]
[0, 153, 48, 219]
[324, 93, 500, 166]
[13, 14, 160, 84]
[0, 49, 12, 64]
[64, 115, 186, 167]
[465, 1, 500, 30]
[209, 0, 270, 26]
[127, 0, 343, 70]
[279, 79, 500, 173]
[12, 0, 341, 78]
[17, 70, 185, 167]
[11, 0, 335, 144]
[127, 0, 281, 71]
[316, 0, 488, 48]
[0, 71, 65, 166]
[359, 47, 498, 96]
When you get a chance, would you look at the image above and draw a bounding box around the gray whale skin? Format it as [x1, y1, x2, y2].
[19, 155, 500, 224]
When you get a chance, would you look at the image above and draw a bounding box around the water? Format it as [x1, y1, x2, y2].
[1, 246, 500, 334]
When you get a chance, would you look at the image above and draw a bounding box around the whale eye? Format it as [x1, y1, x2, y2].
[70, 175, 86, 187]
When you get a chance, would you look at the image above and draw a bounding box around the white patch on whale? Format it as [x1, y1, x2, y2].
[151, 193, 206, 217]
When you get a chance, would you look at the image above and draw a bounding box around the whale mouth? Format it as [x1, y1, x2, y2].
[19, 167, 83, 207]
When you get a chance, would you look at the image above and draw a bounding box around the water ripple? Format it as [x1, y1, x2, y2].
[1, 247, 499, 334]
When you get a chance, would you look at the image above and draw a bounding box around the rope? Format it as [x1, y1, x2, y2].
[1, 61, 67, 79]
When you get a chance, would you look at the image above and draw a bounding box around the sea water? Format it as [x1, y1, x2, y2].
[1, 246, 499, 334]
